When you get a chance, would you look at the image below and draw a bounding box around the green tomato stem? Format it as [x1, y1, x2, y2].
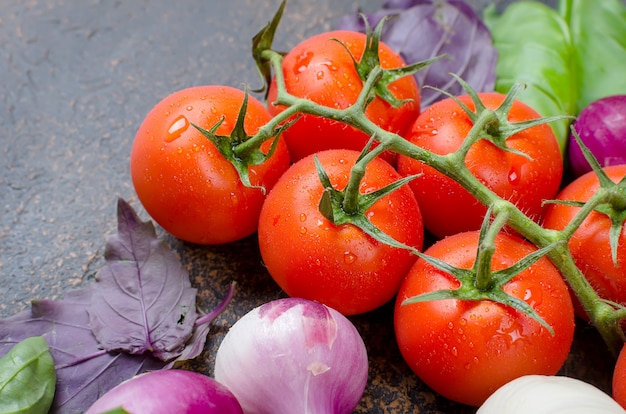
[455, 108, 499, 159]
[342, 155, 367, 214]
[247, 47, 625, 356]
[558, 189, 608, 241]
[546, 242, 625, 354]
[474, 209, 510, 291]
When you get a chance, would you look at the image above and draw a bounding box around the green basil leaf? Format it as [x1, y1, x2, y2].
[484, 0, 626, 155]
[560, 0, 626, 112]
[0, 336, 56, 414]
[484, 2, 575, 153]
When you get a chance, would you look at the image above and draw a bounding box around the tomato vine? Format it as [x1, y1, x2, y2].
[240, 1, 626, 356]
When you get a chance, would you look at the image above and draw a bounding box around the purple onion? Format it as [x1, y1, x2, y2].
[85, 369, 243, 414]
[214, 298, 368, 414]
[335, 0, 497, 107]
[569, 95, 626, 177]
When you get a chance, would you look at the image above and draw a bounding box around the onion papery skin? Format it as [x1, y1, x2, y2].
[85, 369, 244, 414]
[214, 297, 369, 414]
[569, 95, 626, 177]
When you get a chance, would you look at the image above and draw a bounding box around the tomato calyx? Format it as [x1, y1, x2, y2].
[546, 130, 626, 267]
[402, 208, 557, 334]
[251, 0, 286, 94]
[315, 142, 420, 252]
[333, 15, 442, 109]
[252, 0, 439, 106]
[192, 90, 292, 192]
[442, 75, 571, 160]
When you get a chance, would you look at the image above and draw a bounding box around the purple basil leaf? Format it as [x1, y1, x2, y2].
[0, 288, 167, 413]
[0, 198, 231, 412]
[165, 282, 237, 368]
[88, 198, 198, 361]
[335, 0, 497, 107]
[165, 319, 212, 369]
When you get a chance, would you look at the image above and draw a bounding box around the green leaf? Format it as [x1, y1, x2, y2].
[0, 336, 56, 414]
[484, 0, 626, 154]
[560, 0, 626, 112]
[484, 2, 575, 153]
[102, 408, 131, 414]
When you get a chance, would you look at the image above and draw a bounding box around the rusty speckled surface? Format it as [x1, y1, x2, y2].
[0, 0, 612, 413]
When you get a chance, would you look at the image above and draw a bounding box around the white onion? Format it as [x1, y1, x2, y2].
[477, 374, 625, 414]
[214, 297, 368, 414]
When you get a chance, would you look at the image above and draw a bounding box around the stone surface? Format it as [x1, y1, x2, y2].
[0, 1, 612, 413]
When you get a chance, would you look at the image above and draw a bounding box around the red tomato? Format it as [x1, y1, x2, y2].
[542, 164, 626, 319]
[394, 231, 575, 406]
[267, 30, 420, 164]
[257, 149, 424, 315]
[130, 85, 290, 244]
[613, 343, 626, 409]
[396, 93, 563, 239]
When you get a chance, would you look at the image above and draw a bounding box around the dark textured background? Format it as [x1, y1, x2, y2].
[0, 1, 611, 413]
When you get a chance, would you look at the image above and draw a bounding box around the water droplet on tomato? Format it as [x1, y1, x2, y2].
[496, 320, 525, 347]
[508, 166, 521, 185]
[343, 252, 357, 264]
[299, 226, 307, 235]
[166, 115, 189, 142]
[293, 51, 314, 75]
[299, 213, 307, 222]
[272, 214, 281, 226]
[185, 105, 193, 111]
[316, 71, 324, 80]
[431, 129, 438, 135]
[523, 286, 542, 307]
[319, 61, 337, 72]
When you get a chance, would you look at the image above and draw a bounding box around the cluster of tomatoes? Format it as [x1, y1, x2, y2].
[128, 26, 626, 408]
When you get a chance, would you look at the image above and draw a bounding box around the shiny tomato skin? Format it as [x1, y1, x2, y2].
[258, 149, 424, 316]
[394, 231, 575, 407]
[543, 164, 626, 319]
[267, 30, 420, 164]
[613, 343, 626, 409]
[130, 85, 290, 245]
[397, 93, 563, 239]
